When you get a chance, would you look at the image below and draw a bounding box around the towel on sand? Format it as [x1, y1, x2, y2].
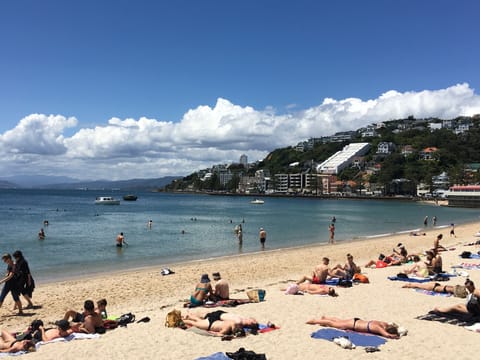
[414, 289, 452, 297]
[310, 328, 387, 347]
[195, 353, 230, 360]
[416, 311, 480, 327]
[388, 275, 431, 283]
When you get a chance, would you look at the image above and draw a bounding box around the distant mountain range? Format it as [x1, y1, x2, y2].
[0, 175, 181, 190]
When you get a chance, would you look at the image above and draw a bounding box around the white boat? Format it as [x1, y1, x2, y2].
[250, 199, 265, 204]
[95, 196, 121, 205]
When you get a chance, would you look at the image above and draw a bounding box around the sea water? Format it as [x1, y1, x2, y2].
[0, 189, 477, 283]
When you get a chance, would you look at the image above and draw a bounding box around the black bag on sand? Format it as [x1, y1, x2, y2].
[226, 347, 267, 360]
[117, 313, 135, 327]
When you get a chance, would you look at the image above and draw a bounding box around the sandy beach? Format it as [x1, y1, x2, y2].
[1, 220, 480, 359]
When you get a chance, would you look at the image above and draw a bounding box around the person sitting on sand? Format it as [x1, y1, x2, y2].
[332, 254, 361, 280]
[189, 274, 213, 307]
[433, 279, 480, 316]
[433, 233, 447, 252]
[401, 282, 468, 298]
[0, 330, 35, 353]
[63, 299, 104, 334]
[400, 255, 429, 277]
[183, 309, 259, 328]
[282, 283, 338, 296]
[306, 315, 401, 339]
[296, 257, 333, 284]
[210, 272, 229, 302]
[425, 250, 443, 275]
[391, 243, 409, 263]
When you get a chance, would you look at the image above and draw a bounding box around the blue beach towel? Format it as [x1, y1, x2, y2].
[311, 328, 387, 347]
[195, 353, 230, 360]
[388, 275, 430, 283]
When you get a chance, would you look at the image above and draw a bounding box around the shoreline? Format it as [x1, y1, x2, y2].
[2, 220, 479, 359]
[35, 218, 474, 285]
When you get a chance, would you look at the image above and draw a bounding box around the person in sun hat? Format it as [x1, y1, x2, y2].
[210, 272, 229, 301]
[189, 274, 213, 307]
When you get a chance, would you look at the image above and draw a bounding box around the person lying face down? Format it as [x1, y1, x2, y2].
[306, 315, 403, 339]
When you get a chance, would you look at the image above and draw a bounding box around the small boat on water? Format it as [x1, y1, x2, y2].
[123, 194, 138, 201]
[250, 199, 265, 204]
[95, 196, 121, 205]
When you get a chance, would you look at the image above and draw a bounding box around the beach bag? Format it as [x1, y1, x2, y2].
[247, 289, 266, 302]
[165, 309, 184, 328]
[460, 251, 472, 259]
[337, 279, 353, 287]
[117, 312, 135, 327]
[352, 273, 369, 283]
[226, 347, 266, 360]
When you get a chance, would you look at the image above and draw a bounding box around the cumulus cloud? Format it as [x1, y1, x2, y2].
[0, 83, 479, 180]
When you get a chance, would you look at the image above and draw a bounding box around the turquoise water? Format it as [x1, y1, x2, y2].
[0, 189, 478, 282]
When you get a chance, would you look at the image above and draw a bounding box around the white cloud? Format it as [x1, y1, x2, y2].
[0, 83, 479, 180]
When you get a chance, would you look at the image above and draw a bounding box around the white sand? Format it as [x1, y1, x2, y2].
[1, 220, 480, 359]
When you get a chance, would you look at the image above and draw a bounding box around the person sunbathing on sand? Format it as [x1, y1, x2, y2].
[0, 330, 35, 353]
[183, 310, 259, 328]
[400, 255, 429, 277]
[306, 316, 401, 339]
[433, 279, 480, 316]
[401, 282, 468, 298]
[282, 283, 338, 296]
[182, 316, 246, 337]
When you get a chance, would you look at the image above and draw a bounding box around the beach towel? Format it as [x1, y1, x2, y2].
[464, 323, 480, 332]
[203, 299, 253, 308]
[414, 289, 452, 297]
[195, 353, 231, 360]
[459, 253, 480, 259]
[416, 311, 480, 327]
[458, 263, 480, 270]
[310, 328, 387, 347]
[387, 275, 431, 283]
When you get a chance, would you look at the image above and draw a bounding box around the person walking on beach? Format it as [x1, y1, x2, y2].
[450, 223, 456, 237]
[259, 228, 267, 249]
[0, 253, 24, 315]
[329, 223, 335, 244]
[12, 250, 35, 309]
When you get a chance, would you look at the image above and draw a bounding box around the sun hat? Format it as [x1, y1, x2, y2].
[200, 274, 211, 283]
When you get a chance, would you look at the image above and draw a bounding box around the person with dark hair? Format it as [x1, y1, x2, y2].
[182, 315, 247, 338]
[306, 316, 401, 339]
[189, 274, 213, 307]
[64, 300, 104, 334]
[12, 250, 35, 309]
[433, 279, 480, 316]
[0, 254, 23, 315]
[37, 320, 74, 341]
[0, 329, 35, 353]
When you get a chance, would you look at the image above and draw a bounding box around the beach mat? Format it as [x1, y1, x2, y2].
[416, 311, 480, 327]
[203, 299, 253, 308]
[458, 263, 480, 270]
[414, 289, 452, 297]
[310, 328, 387, 347]
[388, 275, 431, 283]
[195, 353, 231, 360]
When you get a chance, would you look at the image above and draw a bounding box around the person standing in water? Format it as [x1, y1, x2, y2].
[259, 228, 267, 249]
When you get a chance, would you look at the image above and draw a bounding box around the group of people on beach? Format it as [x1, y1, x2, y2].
[0, 298, 110, 353]
[0, 251, 35, 316]
[189, 272, 230, 307]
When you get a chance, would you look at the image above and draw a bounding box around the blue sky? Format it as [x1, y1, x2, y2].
[0, 1, 479, 181]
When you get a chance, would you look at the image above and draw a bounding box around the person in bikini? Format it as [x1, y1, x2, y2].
[0, 330, 35, 353]
[182, 314, 244, 337]
[184, 310, 259, 329]
[433, 279, 480, 316]
[306, 316, 400, 339]
[189, 274, 213, 307]
[401, 282, 468, 298]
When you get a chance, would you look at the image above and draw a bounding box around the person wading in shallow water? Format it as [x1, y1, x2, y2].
[259, 228, 267, 249]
